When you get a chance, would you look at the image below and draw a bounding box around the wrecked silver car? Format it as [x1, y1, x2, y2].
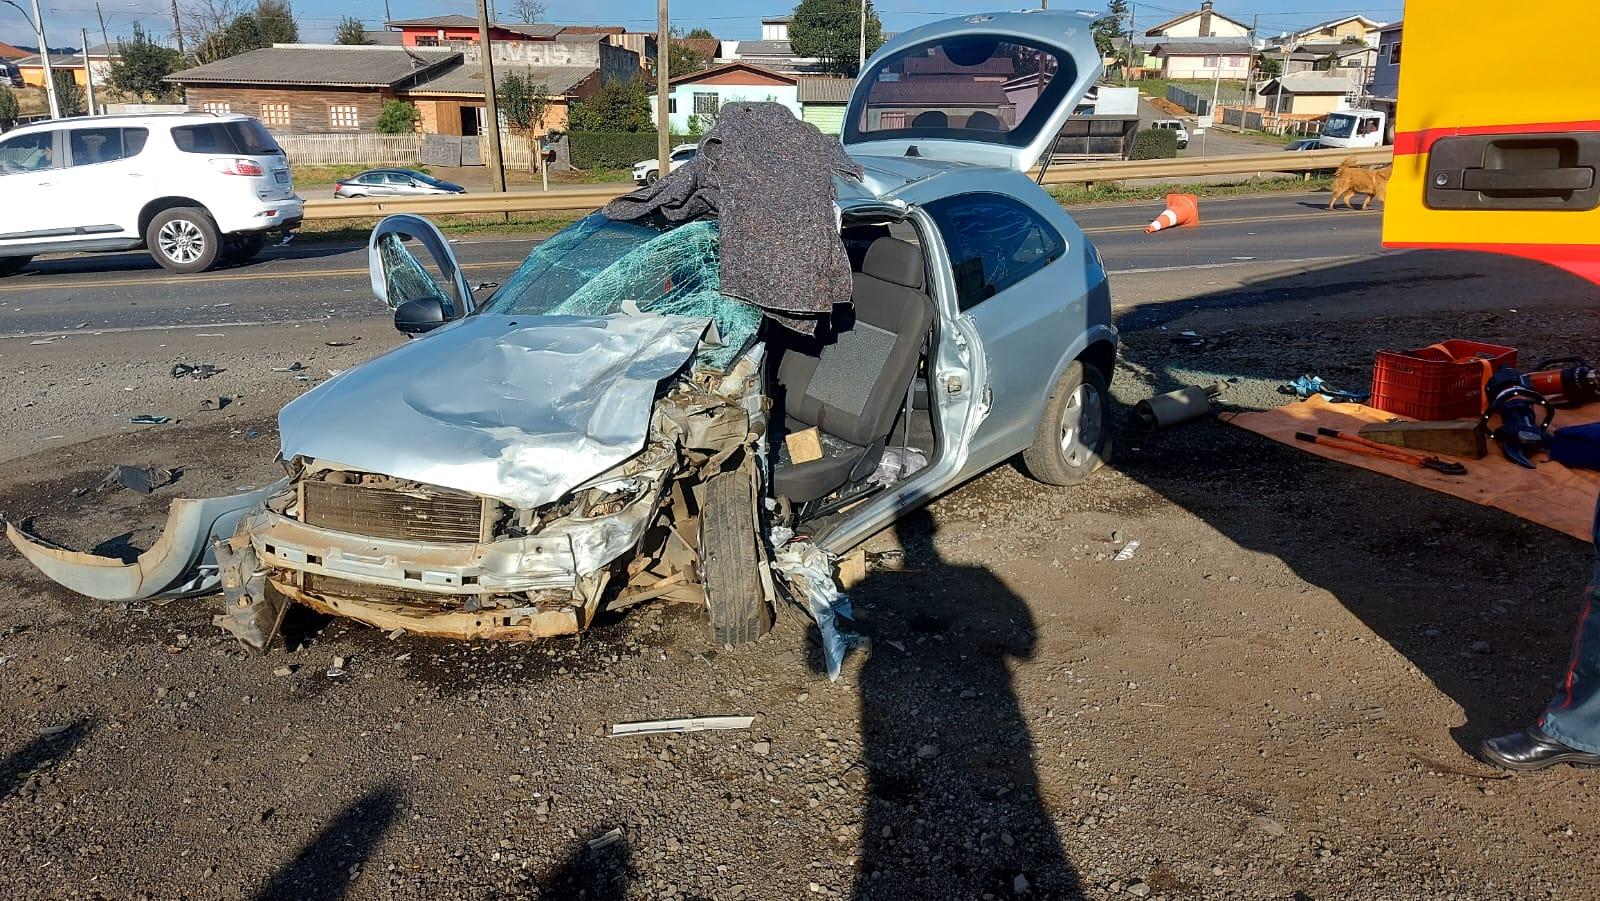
[9, 11, 1120, 651]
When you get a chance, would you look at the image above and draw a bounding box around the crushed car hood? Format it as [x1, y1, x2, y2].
[278, 313, 713, 508]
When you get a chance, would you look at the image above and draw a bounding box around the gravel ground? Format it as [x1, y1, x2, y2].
[2, 251, 1600, 899]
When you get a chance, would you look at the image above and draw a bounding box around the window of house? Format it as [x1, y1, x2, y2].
[329, 105, 359, 129]
[260, 103, 290, 127]
[67, 127, 148, 166]
[416, 36, 439, 46]
[668, 97, 677, 114]
[692, 92, 719, 116]
[1202, 56, 1218, 67]
[1388, 41, 1401, 65]
[201, 101, 230, 114]
[924, 193, 1066, 311]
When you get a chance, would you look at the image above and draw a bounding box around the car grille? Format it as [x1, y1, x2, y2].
[301, 480, 486, 543]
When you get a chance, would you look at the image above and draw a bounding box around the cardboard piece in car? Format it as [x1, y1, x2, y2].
[786, 427, 824, 464]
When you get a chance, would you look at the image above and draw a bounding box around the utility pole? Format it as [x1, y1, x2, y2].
[24, 0, 61, 117]
[1124, 2, 1135, 86]
[857, 0, 865, 75]
[656, 0, 669, 180]
[476, 0, 506, 192]
[169, 0, 183, 54]
[81, 28, 96, 115]
[94, 2, 110, 57]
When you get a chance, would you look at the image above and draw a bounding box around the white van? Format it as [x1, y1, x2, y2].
[0, 113, 303, 275]
[1317, 109, 1388, 149]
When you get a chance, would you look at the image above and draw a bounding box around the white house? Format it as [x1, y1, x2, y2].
[653, 62, 800, 132]
[1150, 37, 1253, 79]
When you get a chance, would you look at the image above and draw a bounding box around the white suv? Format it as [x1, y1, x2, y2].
[632, 143, 698, 184]
[0, 113, 303, 275]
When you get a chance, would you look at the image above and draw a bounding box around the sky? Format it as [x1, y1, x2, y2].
[1, 0, 1405, 54]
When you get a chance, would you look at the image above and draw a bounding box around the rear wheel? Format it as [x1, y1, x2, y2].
[699, 468, 772, 646]
[146, 207, 220, 274]
[221, 232, 265, 263]
[1023, 361, 1113, 486]
[0, 255, 31, 276]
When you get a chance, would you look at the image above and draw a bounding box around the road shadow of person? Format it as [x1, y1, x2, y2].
[255, 782, 402, 901]
[0, 717, 97, 801]
[537, 827, 633, 900]
[1108, 250, 1600, 757]
[834, 507, 1082, 899]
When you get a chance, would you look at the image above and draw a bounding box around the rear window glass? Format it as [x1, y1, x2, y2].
[0, 131, 56, 173]
[847, 35, 1077, 148]
[172, 121, 283, 155]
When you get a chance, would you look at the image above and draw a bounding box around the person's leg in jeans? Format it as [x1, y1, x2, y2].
[1481, 494, 1600, 770]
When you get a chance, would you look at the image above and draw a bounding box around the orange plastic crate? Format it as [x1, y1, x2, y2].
[1370, 340, 1517, 420]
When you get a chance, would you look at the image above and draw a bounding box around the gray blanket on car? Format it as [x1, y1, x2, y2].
[602, 102, 863, 334]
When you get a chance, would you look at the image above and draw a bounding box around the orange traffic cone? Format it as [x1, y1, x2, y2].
[1144, 193, 1200, 233]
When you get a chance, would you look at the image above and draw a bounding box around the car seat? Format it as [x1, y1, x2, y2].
[772, 237, 934, 504]
[911, 110, 949, 128]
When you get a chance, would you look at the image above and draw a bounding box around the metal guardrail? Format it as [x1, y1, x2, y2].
[299, 147, 1394, 221]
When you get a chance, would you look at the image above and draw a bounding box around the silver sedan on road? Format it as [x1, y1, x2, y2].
[333, 169, 466, 198]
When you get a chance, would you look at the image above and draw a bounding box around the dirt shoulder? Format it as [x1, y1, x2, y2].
[0, 253, 1598, 899]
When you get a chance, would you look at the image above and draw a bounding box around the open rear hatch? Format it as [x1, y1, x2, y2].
[841, 9, 1103, 172]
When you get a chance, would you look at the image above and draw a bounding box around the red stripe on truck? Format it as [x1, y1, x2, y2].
[1393, 120, 1600, 156]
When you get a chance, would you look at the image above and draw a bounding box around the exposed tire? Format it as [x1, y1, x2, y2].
[0, 256, 32, 276]
[699, 468, 772, 646]
[1022, 360, 1114, 487]
[221, 232, 265, 263]
[146, 207, 220, 274]
[645, 170, 659, 185]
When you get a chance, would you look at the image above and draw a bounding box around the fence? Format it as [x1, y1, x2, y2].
[1165, 83, 1249, 117]
[276, 134, 423, 166]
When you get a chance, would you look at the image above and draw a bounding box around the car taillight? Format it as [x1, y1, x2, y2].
[211, 158, 264, 177]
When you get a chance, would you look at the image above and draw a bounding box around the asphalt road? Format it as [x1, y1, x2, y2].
[0, 192, 1381, 337]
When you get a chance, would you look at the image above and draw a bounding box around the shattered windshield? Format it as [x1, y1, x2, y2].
[483, 213, 760, 369]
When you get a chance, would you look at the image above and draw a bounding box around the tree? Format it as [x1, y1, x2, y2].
[110, 23, 184, 100]
[567, 76, 652, 132]
[188, 0, 298, 64]
[1257, 54, 1281, 79]
[498, 71, 551, 178]
[511, 0, 545, 24]
[375, 99, 419, 134]
[0, 87, 18, 129]
[791, 0, 883, 76]
[53, 71, 85, 117]
[669, 40, 704, 76]
[685, 27, 714, 39]
[1094, 0, 1130, 56]
[1340, 34, 1368, 45]
[334, 16, 369, 45]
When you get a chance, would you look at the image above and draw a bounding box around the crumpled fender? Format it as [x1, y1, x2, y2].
[5, 480, 286, 601]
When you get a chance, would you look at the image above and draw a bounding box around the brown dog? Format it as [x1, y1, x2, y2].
[1327, 157, 1392, 210]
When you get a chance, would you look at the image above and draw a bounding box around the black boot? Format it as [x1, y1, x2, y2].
[1480, 727, 1600, 771]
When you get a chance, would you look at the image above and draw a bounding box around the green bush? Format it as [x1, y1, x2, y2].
[375, 100, 419, 135]
[1129, 128, 1179, 160]
[570, 131, 693, 170]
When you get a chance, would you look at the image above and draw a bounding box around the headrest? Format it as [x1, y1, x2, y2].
[860, 237, 924, 290]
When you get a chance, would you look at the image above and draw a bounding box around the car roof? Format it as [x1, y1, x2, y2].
[4, 112, 256, 134]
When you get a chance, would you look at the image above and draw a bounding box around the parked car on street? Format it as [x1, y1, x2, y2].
[1150, 118, 1189, 149]
[11, 11, 1121, 652]
[333, 168, 465, 198]
[632, 143, 698, 184]
[0, 113, 301, 274]
[1284, 138, 1322, 151]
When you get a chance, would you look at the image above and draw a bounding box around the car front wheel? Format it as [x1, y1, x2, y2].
[699, 467, 772, 646]
[146, 207, 220, 274]
[0, 255, 31, 276]
[644, 170, 659, 185]
[1023, 361, 1113, 486]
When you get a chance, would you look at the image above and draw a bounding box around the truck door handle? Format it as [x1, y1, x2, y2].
[1426, 132, 1600, 211]
[1460, 167, 1593, 192]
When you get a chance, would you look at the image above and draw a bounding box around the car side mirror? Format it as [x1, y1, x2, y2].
[394, 295, 450, 335]
[367, 213, 476, 316]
